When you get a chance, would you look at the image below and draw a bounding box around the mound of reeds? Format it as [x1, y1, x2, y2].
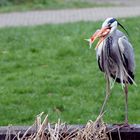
[6, 112, 109, 140]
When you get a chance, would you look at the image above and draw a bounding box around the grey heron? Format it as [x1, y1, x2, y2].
[86, 18, 136, 125]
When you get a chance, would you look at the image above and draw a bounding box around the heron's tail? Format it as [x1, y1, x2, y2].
[110, 66, 136, 86]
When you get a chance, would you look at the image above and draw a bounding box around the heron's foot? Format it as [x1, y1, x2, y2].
[123, 121, 129, 127]
[122, 122, 134, 129]
[113, 123, 125, 128]
[113, 122, 134, 129]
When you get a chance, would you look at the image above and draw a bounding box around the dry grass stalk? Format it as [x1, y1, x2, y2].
[75, 114, 109, 140]
[7, 113, 109, 140]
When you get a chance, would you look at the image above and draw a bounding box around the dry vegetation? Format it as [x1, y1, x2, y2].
[5, 112, 110, 140]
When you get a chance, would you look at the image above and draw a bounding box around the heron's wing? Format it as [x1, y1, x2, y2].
[118, 36, 135, 84]
[118, 36, 135, 71]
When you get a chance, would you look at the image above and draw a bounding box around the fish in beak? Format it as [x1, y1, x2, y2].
[85, 27, 111, 49]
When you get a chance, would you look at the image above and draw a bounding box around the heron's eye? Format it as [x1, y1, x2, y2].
[108, 23, 111, 26]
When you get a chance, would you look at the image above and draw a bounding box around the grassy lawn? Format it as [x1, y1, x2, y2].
[0, 17, 140, 126]
[0, 0, 114, 13]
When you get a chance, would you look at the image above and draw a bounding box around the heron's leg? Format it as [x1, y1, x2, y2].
[100, 75, 110, 115]
[114, 84, 129, 127]
[124, 83, 128, 125]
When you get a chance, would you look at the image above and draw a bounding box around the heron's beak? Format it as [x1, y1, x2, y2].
[85, 27, 111, 49]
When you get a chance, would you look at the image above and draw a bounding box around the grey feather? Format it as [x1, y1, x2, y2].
[96, 29, 135, 86]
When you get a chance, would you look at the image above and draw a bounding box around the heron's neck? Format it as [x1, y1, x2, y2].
[108, 29, 116, 37]
[104, 36, 113, 52]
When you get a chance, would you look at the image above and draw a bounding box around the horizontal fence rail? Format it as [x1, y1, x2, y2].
[0, 124, 140, 140]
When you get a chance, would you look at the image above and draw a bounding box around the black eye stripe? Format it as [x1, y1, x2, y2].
[108, 18, 116, 24]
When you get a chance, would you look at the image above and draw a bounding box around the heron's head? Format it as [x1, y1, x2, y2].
[86, 17, 128, 49]
[102, 17, 117, 35]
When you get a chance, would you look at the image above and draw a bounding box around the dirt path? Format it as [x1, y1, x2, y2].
[87, 0, 140, 6]
[0, 6, 140, 27]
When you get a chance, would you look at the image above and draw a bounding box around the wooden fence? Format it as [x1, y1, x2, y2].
[0, 125, 140, 140]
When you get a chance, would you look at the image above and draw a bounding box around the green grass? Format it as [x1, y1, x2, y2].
[0, 0, 114, 13]
[0, 17, 140, 126]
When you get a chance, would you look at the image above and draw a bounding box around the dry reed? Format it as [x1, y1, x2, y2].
[6, 112, 109, 140]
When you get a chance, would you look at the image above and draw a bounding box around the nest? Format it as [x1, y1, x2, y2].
[6, 112, 109, 140]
